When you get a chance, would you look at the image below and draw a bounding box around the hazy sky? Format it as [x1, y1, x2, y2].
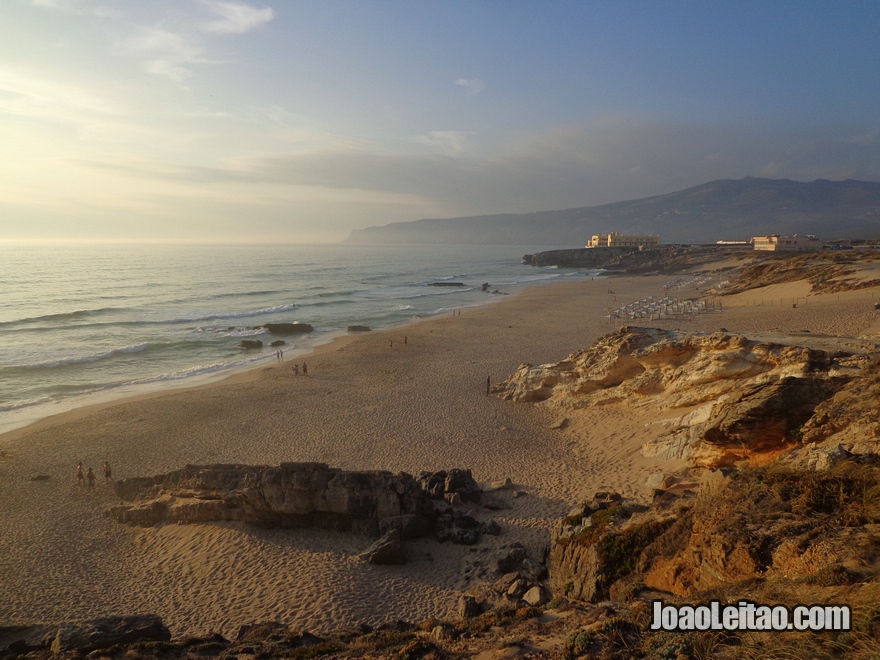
[2, 1, 879, 243]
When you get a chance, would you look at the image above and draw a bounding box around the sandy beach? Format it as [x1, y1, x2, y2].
[2, 270, 879, 637]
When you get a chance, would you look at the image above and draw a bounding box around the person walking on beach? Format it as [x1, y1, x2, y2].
[76, 462, 85, 487]
[103, 461, 112, 482]
[302, 361, 308, 376]
[292, 363, 299, 376]
[403, 336, 408, 345]
[86, 468, 96, 493]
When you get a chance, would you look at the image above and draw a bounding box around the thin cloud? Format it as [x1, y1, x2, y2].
[454, 78, 484, 95]
[0, 68, 120, 119]
[120, 26, 209, 82]
[201, 1, 275, 34]
[412, 130, 474, 156]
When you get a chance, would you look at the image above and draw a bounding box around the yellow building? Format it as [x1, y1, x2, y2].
[752, 235, 822, 252]
[586, 232, 661, 249]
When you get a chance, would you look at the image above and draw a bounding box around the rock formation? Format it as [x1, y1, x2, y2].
[492, 327, 877, 468]
[550, 461, 880, 603]
[0, 615, 170, 656]
[108, 464, 495, 547]
[239, 339, 263, 349]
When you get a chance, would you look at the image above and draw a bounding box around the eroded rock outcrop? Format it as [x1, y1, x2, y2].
[551, 461, 880, 602]
[108, 463, 493, 545]
[0, 615, 171, 656]
[493, 327, 875, 467]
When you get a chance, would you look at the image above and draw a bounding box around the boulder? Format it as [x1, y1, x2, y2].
[347, 325, 372, 332]
[457, 595, 481, 619]
[49, 615, 170, 654]
[0, 624, 57, 655]
[379, 514, 432, 540]
[496, 545, 528, 573]
[482, 494, 511, 511]
[417, 469, 482, 504]
[522, 586, 548, 606]
[262, 323, 313, 335]
[358, 529, 406, 565]
[239, 340, 263, 349]
[506, 579, 530, 599]
[428, 282, 466, 287]
[270, 340, 286, 347]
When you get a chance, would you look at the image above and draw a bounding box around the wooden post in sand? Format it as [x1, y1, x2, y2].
[486, 376, 491, 396]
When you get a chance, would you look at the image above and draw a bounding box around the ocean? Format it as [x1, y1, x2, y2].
[0, 242, 598, 436]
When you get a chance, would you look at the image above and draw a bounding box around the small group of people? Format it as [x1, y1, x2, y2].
[275, 349, 284, 361]
[76, 460, 112, 492]
[292, 361, 308, 376]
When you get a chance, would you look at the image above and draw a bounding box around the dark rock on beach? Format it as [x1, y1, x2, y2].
[107, 464, 494, 551]
[358, 529, 407, 565]
[428, 282, 466, 287]
[0, 615, 171, 655]
[239, 340, 263, 349]
[262, 322, 314, 335]
[270, 340, 286, 347]
[347, 325, 372, 332]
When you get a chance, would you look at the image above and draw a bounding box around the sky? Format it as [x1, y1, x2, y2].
[1, 1, 879, 243]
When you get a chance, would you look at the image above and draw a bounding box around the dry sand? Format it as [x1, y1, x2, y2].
[2, 271, 879, 637]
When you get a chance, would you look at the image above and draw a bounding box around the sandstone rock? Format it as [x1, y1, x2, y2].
[431, 625, 454, 641]
[495, 326, 864, 469]
[480, 520, 502, 536]
[549, 417, 569, 430]
[49, 615, 170, 654]
[417, 469, 482, 503]
[358, 529, 406, 565]
[444, 492, 463, 506]
[522, 586, 547, 606]
[378, 514, 431, 540]
[0, 624, 57, 654]
[496, 546, 527, 573]
[506, 579, 530, 599]
[481, 494, 511, 511]
[519, 557, 548, 581]
[109, 463, 435, 537]
[457, 595, 481, 619]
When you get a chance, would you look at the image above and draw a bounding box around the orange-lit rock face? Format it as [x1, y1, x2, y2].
[493, 326, 875, 469]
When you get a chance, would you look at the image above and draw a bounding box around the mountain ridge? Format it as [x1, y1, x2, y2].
[343, 177, 880, 245]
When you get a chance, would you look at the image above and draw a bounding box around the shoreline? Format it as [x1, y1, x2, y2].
[0, 274, 662, 636]
[5, 268, 880, 637]
[0, 274, 567, 443]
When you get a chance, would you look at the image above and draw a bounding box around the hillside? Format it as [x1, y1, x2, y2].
[343, 177, 880, 246]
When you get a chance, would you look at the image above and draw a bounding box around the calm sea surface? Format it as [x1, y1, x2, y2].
[0, 243, 598, 435]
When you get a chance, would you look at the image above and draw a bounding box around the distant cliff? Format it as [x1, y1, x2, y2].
[343, 177, 880, 245]
[522, 245, 748, 274]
